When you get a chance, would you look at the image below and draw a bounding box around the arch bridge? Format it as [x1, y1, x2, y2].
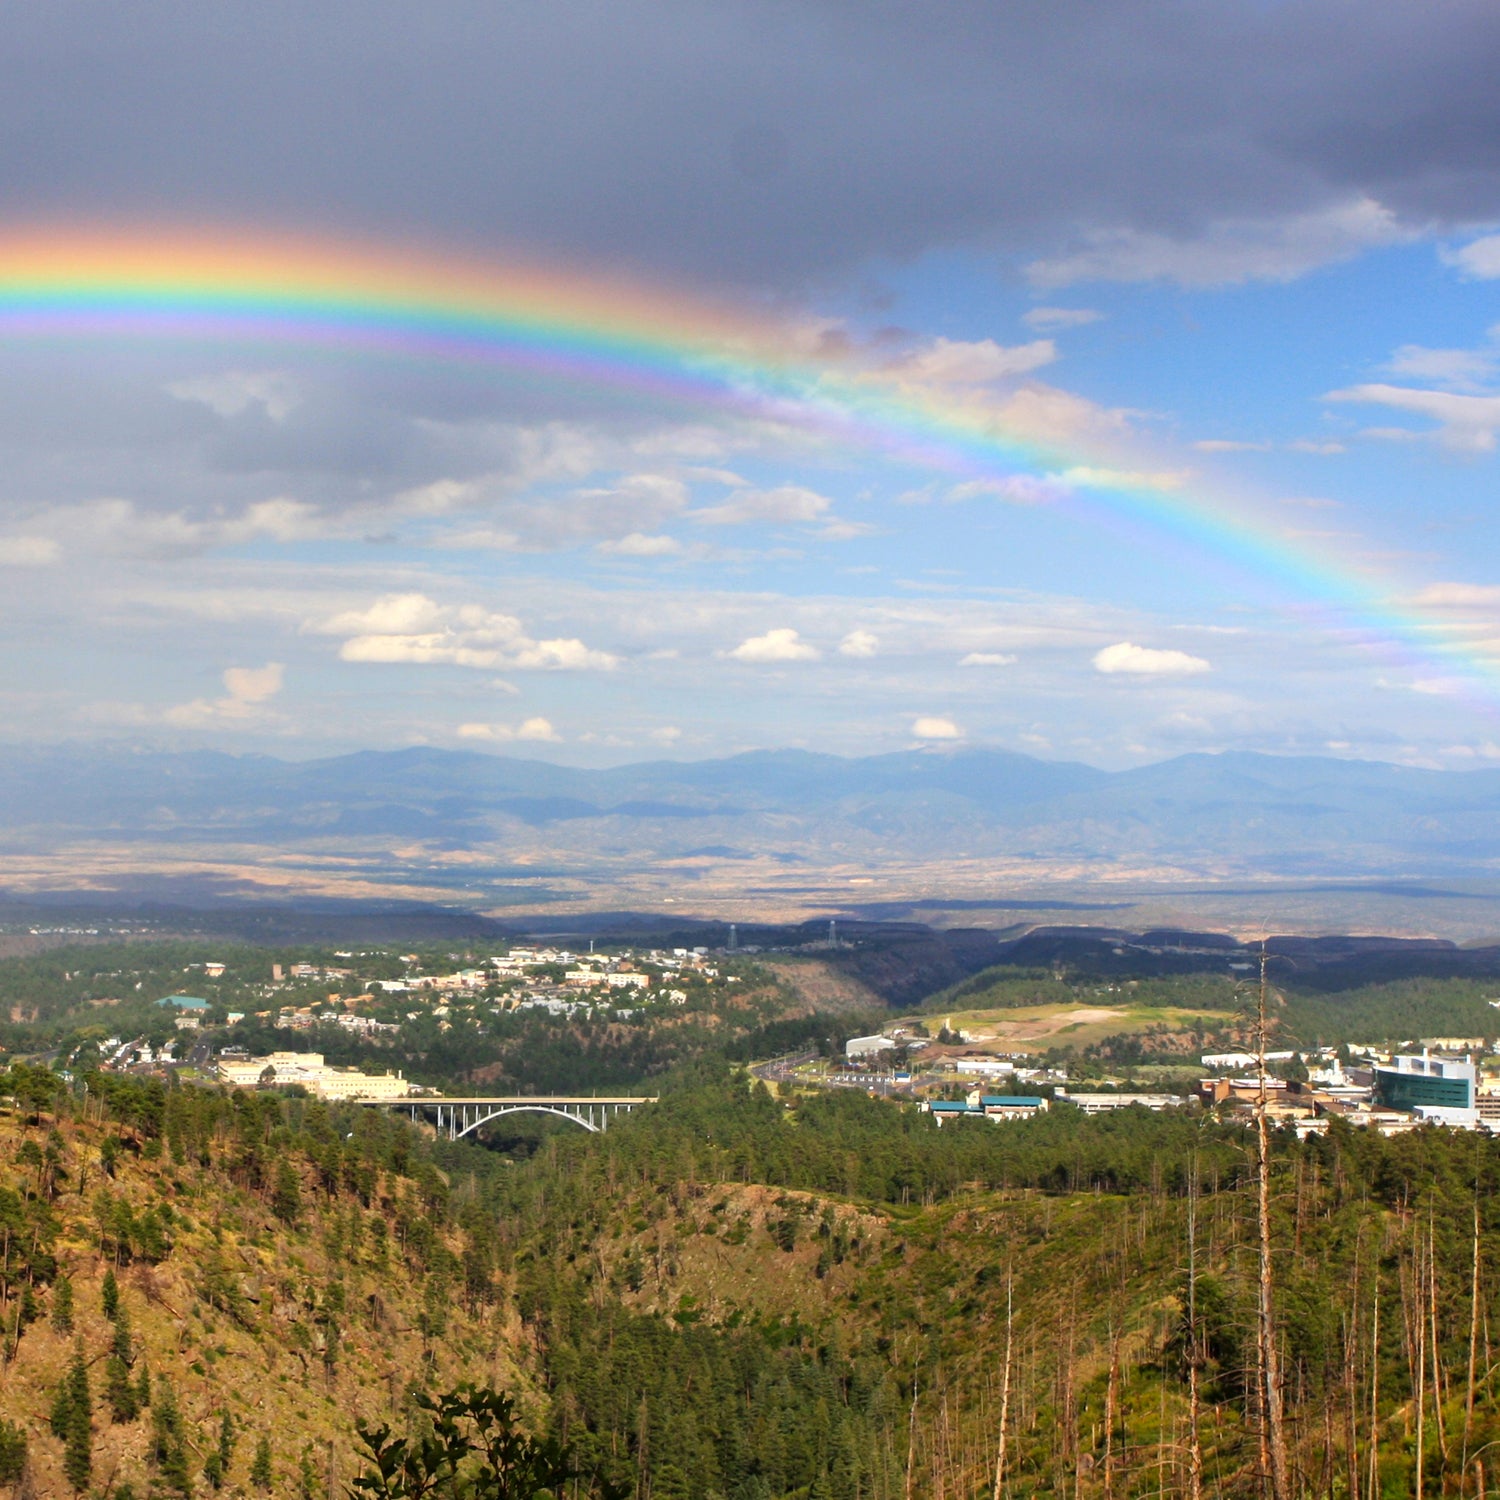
[357, 1094, 655, 1139]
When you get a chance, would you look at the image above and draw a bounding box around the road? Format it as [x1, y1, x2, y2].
[751, 1049, 944, 1098]
[751, 1050, 815, 1085]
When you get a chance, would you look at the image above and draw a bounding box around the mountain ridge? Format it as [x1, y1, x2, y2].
[3, 743, 1500, 895]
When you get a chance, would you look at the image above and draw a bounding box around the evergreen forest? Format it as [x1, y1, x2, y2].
[0, 1058, 1496, 1494]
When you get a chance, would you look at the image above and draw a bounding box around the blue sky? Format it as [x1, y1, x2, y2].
[2, 3, 1500, 770]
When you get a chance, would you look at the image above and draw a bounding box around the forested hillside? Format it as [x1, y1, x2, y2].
[0, 1069, 526, 1497]
[494, 1071, 1500, 1498]
[3, 1063, 1500, 1495]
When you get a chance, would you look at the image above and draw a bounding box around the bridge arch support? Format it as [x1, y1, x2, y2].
[364, 1095, 653, 1141]
[455, 1104, 600, 1136]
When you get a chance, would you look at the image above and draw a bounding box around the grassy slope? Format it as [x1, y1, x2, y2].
[907, 1001, 1237, 1052]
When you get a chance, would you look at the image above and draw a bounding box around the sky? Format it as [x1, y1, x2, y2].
[4, 1, 1500, 770]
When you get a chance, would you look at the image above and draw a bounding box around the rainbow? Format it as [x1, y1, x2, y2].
[0, 225, 1488, 708]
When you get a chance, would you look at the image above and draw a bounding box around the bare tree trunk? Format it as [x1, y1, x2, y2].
[1347, 1229, 1363, 1500]
[1064, 1299, 1080, 1492]
[1156, 1380, 1168, 1500]
[1187, 1161, 1204, 1500]
[1104, 1318, 1119, 1500]
[905, 1365, 920, 1500]
[1368, 1272, 1381, 1500]
[1416, 1228, 1427, 1500]
[935, 1388, 949, 1500]
[1430, 1205, 1450, 1466]
[1254, 946, 1290, 1500]
[992, 1272, 1013, 1500]
[1467, 1196, 1482, 1473]
[1345, 1309, 1360, 1500]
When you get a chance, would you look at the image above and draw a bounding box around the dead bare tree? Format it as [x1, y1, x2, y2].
[991, 1269, 1014, 1500]
[1186, 1158, 1204, 1500]
[1253, 944, 1291, 1500]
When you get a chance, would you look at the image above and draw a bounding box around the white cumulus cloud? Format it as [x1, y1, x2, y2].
[911, 715, 963, 740]
[1029, 197, 1410, 289]
[598, 532, 683, 556]
[692, 485, 833, 527]
[457, 717, 561, 743]
[167, 369, 300, 421]
[164, 662, 285, 726]
[1022, 307, 1102, 331]
[1444, 236, 1500, 280]
[837, 630, 879, 658]
[1324, 383, 1500, 452]
[947, 475, 1070, 505]
[1407, 582, 1500, 610]
[1383, 344, 1496, 390]
[1093, 642, 1210, 677]
[0, 536, 60, 566]
[728, 628, 820, 663]
[314, 593, 617, 671]
[896, 337, 1056, 385]
[220, 663, 285, 704]
[959, 652, 1017, 667]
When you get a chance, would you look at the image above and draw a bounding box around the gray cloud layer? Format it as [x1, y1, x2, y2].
[5, 1, 1500, 286]
[3, 3, 1500, 770]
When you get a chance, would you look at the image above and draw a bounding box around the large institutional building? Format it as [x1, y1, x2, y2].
[216, 1051, 411, 1101]
[1373, 1052, 1477, 1125]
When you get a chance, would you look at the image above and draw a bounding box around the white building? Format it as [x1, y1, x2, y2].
[1201, 1051, 1299, 1070]
[217, 1050, 409, 1101]
[1058, 1092, 1184, 1113]
[953, 1057, 1016, 1076]
[845, 1035, 896, 1062]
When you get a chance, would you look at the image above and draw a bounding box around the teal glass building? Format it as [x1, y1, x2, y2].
[1373, 1053, 1475, 1112]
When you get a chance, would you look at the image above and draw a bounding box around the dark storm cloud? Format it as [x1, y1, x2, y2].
[3, 1, 1500, 287]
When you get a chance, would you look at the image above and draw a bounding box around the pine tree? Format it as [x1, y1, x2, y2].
[158, 1437, 192, 1496]
[250, 1433, 273, 1491]
[13, 1282, 38, 1349]
[101, 1266, 120, 1320]
[0, 1419, 26, 1485]
[654, 1462, 694, 1498]
[112, 1302, 133, 1364]
[217, 1410, 236, 1475]
[106, 1354, 139, 1422]
[49, 1378, 73, 1442]
[273, 1160, 302, 1226]
[63, 1398, 91, 1493]
[151, 1379, 191, 1497]
[61, 1348, 91, 1493]
[298, 1446, 319, 1499]
[135, 1361, 152, 1410]
[50, 1273, 73, 1333]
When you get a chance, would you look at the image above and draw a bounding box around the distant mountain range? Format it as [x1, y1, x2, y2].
[2, 743, 1500, 881]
